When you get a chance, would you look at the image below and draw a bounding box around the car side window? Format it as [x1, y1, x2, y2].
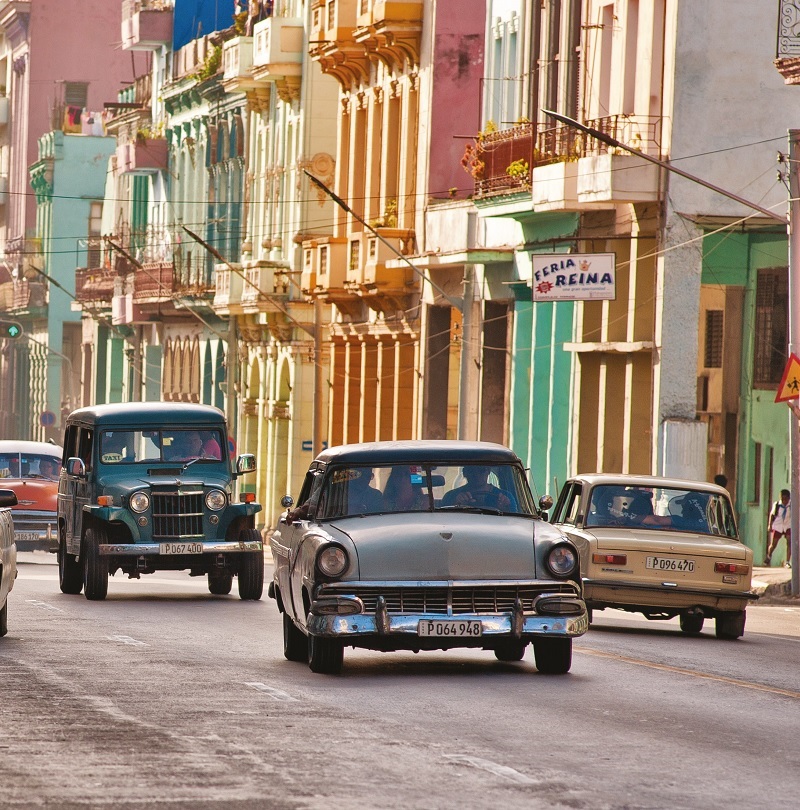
[77, 428, 93, 473]
[560, 485, 582, 526]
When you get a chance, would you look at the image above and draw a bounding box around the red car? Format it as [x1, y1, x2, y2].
[0, 440, 62, 553]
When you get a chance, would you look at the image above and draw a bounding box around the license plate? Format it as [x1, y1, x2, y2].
[646, 556, 695, 572]
[159, 542, 203, 555]
[418, 620, 482, 637]
[14, 531, 39, 543]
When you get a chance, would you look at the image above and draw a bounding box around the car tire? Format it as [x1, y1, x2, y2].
[680, 612, 704, 634]
[532, 638, 572, 674]
[308, 634, 343, 674]
[82, 526, 109, 601]
[494, 641, 527, 661]
[283, 613, 307, 662]
[715, 610, 746, 640]
[237, 529, 264, 600]
[208, 571, 233, 595]
[58, 530, 83, 595]
[0, 598, 7, 637]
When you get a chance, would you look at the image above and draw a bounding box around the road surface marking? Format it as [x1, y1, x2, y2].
[106, 635, 149, 646]
[25, 599, 63, 612]
[577, 647, 800, 699]
[244, 682, 298, 701]
[443, 754, 539, 784]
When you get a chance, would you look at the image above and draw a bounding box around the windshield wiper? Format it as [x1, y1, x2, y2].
[436, 505, 502, 515]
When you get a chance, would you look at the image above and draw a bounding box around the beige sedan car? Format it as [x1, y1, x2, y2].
[551, 474, 756, 639]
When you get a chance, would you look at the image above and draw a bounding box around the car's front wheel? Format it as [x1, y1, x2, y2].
[680, 612, 704, 634]
[715, 610, 746, 640]
[494, 640, 527, 661]
[208, 570, 233, 595]
[308, 634, 343, 674]
[58, 530, 83, 595]
[0, 598, 7, 637]
[237, 529, 264, 600]
[532, 638, 572, 674]
[283, 613, 307, 662]
[82, 526, 109, 601]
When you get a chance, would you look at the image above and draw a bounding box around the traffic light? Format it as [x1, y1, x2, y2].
[0, 320, 23, 339]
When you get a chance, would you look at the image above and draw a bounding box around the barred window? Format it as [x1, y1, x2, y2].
[753, 267, 788, 388]
[704, 310, 724, 368]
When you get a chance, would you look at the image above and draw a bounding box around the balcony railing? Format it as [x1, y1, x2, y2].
[133, 261, 175, 301]
[122, 0, 174, 51]
[470, 116, 663, 198]
[11, 280, 46, 311]
[75, 267, 115, 303]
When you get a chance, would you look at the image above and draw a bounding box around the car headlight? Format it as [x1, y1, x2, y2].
[205, 489, 227, 511]
[316, 544, 349, 578]
[129, 491, 150, 513]
[546, 543, 578, 578]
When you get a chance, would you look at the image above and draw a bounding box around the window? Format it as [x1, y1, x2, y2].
[64, 82, 88, 109]
[753, 267, 788, 388]
[87, 201, 103, 268]
[752, 442, 762, 505]
[704, 310, 723, 368]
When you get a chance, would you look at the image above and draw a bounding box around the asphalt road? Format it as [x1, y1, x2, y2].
[2, 554, 800, 810]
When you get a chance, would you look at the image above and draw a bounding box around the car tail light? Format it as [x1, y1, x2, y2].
[240, 492, 256, 503]
[714, 562, 750, 575]
[593, 553, 627, 565]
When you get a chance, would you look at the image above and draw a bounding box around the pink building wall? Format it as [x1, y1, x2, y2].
[4, 0, 141, 244]
[428, 0, 485, 199]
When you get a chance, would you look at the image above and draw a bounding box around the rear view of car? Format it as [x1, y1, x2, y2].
[0, 440, 62, 553]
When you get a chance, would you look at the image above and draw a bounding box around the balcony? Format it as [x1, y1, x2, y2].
[240, 261, 290, 310]
[213, 264, 244, 314]
[0, 281, 12, 311]
[10, 280, 46, 312]
[117, 136, 168, 174]
[252, 16, 303, 101]
[356, 228, 415, 313]
[75, 267, 115, 304]
[310, 0, 370, 85]
[122, 0, 173, 51]
[354, 0, 423, 70]
[133, 261, 175, 303]
[304, 235, 363, 316]
[222, 36, 256, 93]
[301, 245, 318, 295]
[172, 35, 215, 81]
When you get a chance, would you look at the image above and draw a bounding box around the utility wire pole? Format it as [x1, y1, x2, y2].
[787, 131, 800, 595]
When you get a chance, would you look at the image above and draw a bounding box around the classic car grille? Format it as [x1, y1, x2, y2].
[350, 584, 576, 615]
[151, 490, 204, 540]
[11, 510, 56, 534]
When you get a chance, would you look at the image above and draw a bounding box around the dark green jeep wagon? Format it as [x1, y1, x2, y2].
[57, 402, 263, 600]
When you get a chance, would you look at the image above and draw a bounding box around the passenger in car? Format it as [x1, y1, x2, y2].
[382, 466, 428, 512]
[624, 495, 672, 527]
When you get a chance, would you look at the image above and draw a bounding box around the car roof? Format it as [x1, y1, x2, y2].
[313, 440, 523, 466]
[0, 440, 63, 455]
[567, 473, 728, 495]
[66, 402, 227, 427]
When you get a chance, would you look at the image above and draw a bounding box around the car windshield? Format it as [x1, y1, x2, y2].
[99, 429, 225, 464]
[585, 484, 738, 538]
[313, 462, 537, 519]
[0, 453, 61, 480]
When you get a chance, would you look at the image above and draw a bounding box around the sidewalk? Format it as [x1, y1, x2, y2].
[752, 565, 798, 603]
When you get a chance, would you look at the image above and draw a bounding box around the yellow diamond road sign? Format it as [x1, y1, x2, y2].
[776, 353, 800, 402]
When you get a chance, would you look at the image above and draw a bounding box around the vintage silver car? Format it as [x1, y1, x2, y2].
[551, 474, 757, 638]
[0, 488, 18, 637]
[269, 441, 588, 675]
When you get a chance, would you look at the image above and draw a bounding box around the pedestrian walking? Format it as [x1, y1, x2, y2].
[765, 489, 792, 567]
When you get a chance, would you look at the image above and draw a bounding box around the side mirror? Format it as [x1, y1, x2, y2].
[0, 489, 18, 508]
[236, 454, 256, 475]
[281, 495, 294, 508]
[539, 495, 553, 511]
[66, 457, 86, 478]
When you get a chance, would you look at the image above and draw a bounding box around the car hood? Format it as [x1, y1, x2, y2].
[588, 528, 750, 560]
[4, 480, 58, 512]
[97, 471, 231, 498]
[327, 512, 538, 580]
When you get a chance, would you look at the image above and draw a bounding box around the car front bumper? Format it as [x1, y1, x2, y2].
[12, 511, 58, 552]
[98, 539, 263, 556]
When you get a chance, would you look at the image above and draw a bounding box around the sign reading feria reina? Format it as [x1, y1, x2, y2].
[530, 253, 616, 302]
